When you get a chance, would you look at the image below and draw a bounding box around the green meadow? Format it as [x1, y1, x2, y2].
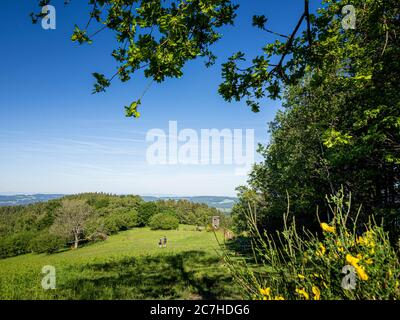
[0, 225, 242, 300]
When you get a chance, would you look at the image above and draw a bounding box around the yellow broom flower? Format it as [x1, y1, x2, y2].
[316, 243, 326, 257]
[355, 265, 368, 281]
[259, 287, 271, 296]
[320, 222, 335, 233]
[356, 236, 365, 246]
[295, 288, 309, 300]
[346, 254, 360, 266]
[346, 254, 368, 281]
[336, 240, 344, 253]
[312, 286, 321, 300]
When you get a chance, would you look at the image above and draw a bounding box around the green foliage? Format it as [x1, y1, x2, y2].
[232, 0, 400, 237]
[155, 199, 224, 227]
[102, 210, 139, 234]
[137, 202, 158, 226]
[252, 15, 267, 30]
[124, 99, 141, 118]
[71, 25, 92, 45]
[0, 231, 36, 259]
[29, 232, 65, 254]
[33, 0, 238, 116]
[148, 213, 179, 230]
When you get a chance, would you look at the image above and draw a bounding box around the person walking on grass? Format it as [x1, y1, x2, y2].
[163, 235, 167, 248]
[158, 238, 162, 248]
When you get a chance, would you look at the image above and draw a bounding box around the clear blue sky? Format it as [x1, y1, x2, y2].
[0, 0, 308, 196]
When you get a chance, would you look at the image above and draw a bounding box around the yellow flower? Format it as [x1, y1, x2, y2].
[312, 286, 321, 300]
[389, 270, 393, 277]
[298, 274, 305, 280]
[346, 254, 360, 266]
[346, 254, 368, 281]
[273, 296, 285, 300]
[365, 258, 373, 265]
[356, 236, 365, 245]
[295, 288, 309, 300]
[358, 231, 376, 248]
[316, 243, 326, 257]
[355, 265, 368, 281]
[321, 222, 335, 233]
[259, 287, 271, 296]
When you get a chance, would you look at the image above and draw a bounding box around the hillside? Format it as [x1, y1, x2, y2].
[0, 225, 241, 300]
[0, 194, 65, 206]
[0, 194, 237, 212]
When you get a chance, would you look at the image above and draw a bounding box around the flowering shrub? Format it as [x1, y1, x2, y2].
[223, 190, 400, 300]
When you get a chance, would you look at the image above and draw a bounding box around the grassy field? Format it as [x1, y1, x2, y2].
[0, 225, 242, 300]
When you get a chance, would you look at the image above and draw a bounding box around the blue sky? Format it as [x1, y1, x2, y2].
[0, 0, 308, 196]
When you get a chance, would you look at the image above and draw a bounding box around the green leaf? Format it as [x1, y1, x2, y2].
[125, 100, 141, 118]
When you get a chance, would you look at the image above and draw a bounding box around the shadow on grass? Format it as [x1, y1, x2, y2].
[56, 250, 242, 300]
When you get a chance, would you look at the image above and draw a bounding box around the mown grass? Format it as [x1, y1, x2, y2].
[0, 225, 242, 300]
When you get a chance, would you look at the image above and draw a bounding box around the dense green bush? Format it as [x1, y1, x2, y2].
[0, 231, 36, 258]
[103, 210, 139, 234]
[121, 211, 139, 229]
[155, 200, 228, 227]
[148, 213, 179, 230]
[29, 232, 65, 254]
[137, 202, 158, 226]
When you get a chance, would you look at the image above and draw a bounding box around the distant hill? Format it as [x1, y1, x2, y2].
[142, 196, 238, 212]
[0, 194, 64, 206]
[0, 194, 237, 212]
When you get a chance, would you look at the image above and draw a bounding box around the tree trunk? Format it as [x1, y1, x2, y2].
[74, 233, 79, 249]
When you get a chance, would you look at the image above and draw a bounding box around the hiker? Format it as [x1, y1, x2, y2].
[163, 236, 167, 248]
[158, 238, 162, 248]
